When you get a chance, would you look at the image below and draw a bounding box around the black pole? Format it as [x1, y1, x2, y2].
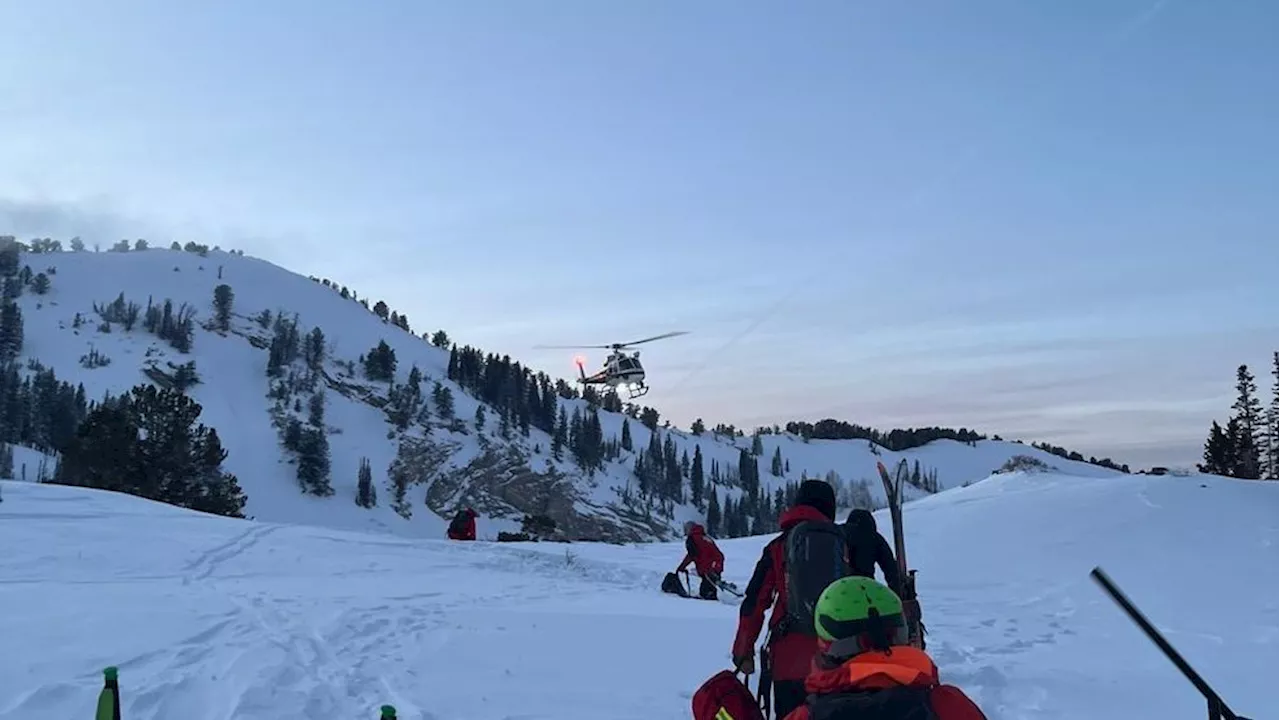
[1089, 567, 1240, 720]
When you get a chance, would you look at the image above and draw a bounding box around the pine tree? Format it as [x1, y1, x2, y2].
[620, 418, 633, 452]
[304, 327, 326, 371]
[432, 382, 455, 420]
[552, 407, 568, 461]
[296, 425, 333, 496]
[0, 442, 12, 479]
[31, 273, 50, 295]
[474, 404, 486, 431]
[212, 284, 234, 331]
[691, 418, 705, 435]
[705, 487, 721, 535]
[1268, 351, 1279, 480]
[364, 340, 397, 382]
[751, 433, 763, 456]
[355, 456, 377, 508]
[690, 444, 705, 507]
[1199, 422, 1231, 475]
[0, 301, 23, 360]
[295, 390, 332, 496]
[53, 384, 245, 517]
[770, 446, 783, 476]
[1230, 364, 1264, 479]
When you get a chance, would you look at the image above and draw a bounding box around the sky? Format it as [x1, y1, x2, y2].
[0, 0, 1275, 469]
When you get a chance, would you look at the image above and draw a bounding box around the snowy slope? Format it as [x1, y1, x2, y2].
[1, 468, 1274, 720]
[12, 246, 1124, 541]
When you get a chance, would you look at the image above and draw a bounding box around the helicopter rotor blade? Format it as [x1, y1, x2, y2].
[532, 344, 614, 350]
[614, 331, 689, 348]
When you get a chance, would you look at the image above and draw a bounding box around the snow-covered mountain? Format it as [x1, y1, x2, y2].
[0, 466, 1273, 719]
[3, 241, 1127, 541]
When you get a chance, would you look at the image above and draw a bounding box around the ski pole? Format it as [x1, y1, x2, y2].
[1090, 567, 1246, 720]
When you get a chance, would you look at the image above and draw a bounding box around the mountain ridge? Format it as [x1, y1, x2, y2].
[0, 238, 1131, 541]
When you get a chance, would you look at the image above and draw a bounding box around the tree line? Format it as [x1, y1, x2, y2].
[1199, 354, 1279, 480]
[5, 234, 1175, 477]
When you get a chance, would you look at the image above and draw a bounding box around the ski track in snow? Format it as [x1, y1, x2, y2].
[2, 469, 1277, 720]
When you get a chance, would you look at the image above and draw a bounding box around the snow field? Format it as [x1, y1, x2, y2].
[2, 466, 1275, 720]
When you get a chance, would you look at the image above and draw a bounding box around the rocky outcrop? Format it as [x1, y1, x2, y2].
[425, 445, 667, 543]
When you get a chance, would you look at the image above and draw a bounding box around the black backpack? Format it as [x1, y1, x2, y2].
[448, 511, 469, 534]
[784, 519, 854, 636]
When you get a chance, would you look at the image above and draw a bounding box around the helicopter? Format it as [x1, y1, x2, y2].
[534, 331, 688, 399]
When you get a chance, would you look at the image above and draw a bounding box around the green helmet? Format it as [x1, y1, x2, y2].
[814, 576, 906, 644]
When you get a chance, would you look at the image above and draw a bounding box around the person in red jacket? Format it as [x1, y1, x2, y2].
[447, 508, 477, 541]
[732, 479, 839, 718]
[781, 575, 988, 720]
[676, 521, 725, 600]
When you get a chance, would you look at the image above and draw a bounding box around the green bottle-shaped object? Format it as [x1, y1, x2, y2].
[95, 666, 121, 720]
[379, 705, 397, 719]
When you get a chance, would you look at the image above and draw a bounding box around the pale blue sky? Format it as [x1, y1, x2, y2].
[0, 1, 1275, 468]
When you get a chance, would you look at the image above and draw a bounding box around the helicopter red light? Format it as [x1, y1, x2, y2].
[573, 354, 586, 367]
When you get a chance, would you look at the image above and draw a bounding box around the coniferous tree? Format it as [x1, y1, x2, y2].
[53, 384, 246, 517]
[1230, 364, 1264, 479]
[363, 340, 397, 382]
[691, 444, 705, 507]
[0, 240, 18, 277]
[427, 381, 451, 420]
[1199, 421, 1232, 475]
[552, 406, 568, 461]
[752, 433, 764, 456]
[1268, 351, 1279, 480]
[770, 446, 783, 476]
[447, 345, 460, 380]
[31, 272, 50, 295]
[307, 391, 325, 428]
[0, 301, 22, 361]
[499, 404, 512, 439]
[373, 300, 389, 320]
[355, 456, 377, 508]
[474, 404, 486, 431]
[691, 418, 705, 436]
[212, 284, 234, 331]
[706, 487, 721, 536]
[304, 327, 326, 372]
[296, 426, 332, 495]
[738, 447, 759, 495]
[620, 417, 633, 452]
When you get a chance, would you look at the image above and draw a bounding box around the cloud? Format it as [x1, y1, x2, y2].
[0, 197, 147, 245]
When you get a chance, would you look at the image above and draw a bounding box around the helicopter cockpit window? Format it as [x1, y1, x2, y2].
[616, 358, 636, 371]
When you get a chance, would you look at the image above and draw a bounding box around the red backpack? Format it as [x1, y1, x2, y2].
[692, 670, 764, 720]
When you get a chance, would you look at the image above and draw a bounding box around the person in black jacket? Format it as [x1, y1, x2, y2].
[843, 508, 902, 595]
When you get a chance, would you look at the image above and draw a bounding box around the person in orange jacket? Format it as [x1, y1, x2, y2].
[781, 575, 988, 720]
[676, 521, 725, 600]
[446, 508, 477, 541]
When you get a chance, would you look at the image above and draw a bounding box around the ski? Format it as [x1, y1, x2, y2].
[876, 460, 926, 649]
[715, 578, 743, 597]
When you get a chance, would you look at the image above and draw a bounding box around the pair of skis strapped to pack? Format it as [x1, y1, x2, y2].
[876, 460, 926, 649]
